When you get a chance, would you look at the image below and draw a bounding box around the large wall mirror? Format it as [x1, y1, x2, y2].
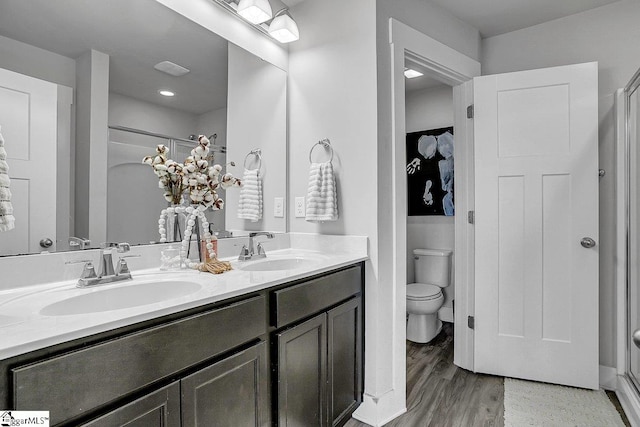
[0, 0, 287, 257]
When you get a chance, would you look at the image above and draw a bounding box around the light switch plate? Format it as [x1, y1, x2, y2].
[274, 197, 284, 217]
[295, 197, 305, 217]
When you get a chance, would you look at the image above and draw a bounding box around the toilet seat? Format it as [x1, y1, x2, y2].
[407, 283, 442, 301]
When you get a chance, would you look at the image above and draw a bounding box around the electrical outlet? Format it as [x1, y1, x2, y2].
[274, 197, 284, 217]
[295, 197, 305, 217]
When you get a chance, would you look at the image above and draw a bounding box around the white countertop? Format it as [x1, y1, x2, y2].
[0, 236, 367, 360]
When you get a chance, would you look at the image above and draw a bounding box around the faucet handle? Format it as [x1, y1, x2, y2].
[116, 254, 140, 275]
[238, 245, 251, 261]
[256, 243, 267, 257]
[69, 237, 91, 250]
[65, 259, 97, 279]
[117, 242, 131, 253]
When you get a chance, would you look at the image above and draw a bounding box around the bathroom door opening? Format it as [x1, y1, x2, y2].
[404, 66, 457, 326]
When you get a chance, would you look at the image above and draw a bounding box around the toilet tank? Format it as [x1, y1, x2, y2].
[413, 248, 452, 287]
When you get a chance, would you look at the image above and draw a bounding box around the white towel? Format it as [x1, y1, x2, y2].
[306, 161, 338, 222]
[0, 126, 15, 232]
[237, 168, 263, 222]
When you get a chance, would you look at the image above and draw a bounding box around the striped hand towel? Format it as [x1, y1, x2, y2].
[0, 126, 15, 232]
[306, 161, 338, 222]
[237, 168, 262, 222]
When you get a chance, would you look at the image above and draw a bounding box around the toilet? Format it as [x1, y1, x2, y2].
[406, 248, 452, 343]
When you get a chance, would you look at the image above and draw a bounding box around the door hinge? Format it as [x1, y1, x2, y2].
[466, 104, 474, 119]
[468, 315, 475, 330]
[468, 210, 475, 224]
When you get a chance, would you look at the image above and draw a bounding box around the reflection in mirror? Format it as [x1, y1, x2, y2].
[0, 0, 286, 257]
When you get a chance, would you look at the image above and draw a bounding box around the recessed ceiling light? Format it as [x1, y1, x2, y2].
[154, 61, 190, 77]
[159, 90, 175, 97]
[404, 68, 424, 79]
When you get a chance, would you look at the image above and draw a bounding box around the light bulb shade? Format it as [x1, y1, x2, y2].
[237, 0, 273, 24]
[268, 13, 300, 43]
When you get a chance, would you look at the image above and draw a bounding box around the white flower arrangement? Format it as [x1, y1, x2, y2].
[143, 135, 241, 208]
[143, 135, 241, 268]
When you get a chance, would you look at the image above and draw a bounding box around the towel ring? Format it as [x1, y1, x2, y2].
[309, 138, 334, 163]
[243, 149, 262, 171]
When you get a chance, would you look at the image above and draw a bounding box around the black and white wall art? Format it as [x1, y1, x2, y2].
[406, 127, 454, 216]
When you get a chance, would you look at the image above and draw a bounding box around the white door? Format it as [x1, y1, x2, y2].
[474, 62, 599, 389]
[0, 67, 57, 255]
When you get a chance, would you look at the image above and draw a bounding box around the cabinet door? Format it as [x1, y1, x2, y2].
[327, 297, 362, 427]
[80, 382, 180, 427]
[276, 313, 327, 427]
[181, 341, 269, 427]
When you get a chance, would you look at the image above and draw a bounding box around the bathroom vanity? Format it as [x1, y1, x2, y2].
[0, 242, 366, 427]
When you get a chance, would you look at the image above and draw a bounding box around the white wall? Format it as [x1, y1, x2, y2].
[286, 0, 380, 415]
[154, 0, 287, 71]
[75, 50, 109, 245]
[226, 43, 287, 234]
[354, 0, 481, 423]
[0, 35, 75, 89]
[482, 0, 640, 371]
[405, 85, 455, 311]
[109, 92, 198, 145]
[107, 93, 200, 244]
[196, 107, 227, 150]
[197, 107, 228, 231]
[287, 0, 480, 423]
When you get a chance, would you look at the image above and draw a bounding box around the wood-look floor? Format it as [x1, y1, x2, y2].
[345, 323, 630, 427]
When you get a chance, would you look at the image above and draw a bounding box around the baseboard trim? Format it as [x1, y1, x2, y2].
[617, 375, 640, 427]
[352, 391, 407, 427]
[601, 365, 618, 390]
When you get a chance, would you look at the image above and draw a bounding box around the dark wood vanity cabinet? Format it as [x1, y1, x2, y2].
[80, 342, 269, 427]
[273, 266, 363, 427]
[80, 383, 181, 427]
[181, 342, 269, 426]
[0, 262, 364, 427]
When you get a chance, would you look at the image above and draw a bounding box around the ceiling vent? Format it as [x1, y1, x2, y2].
[154, 61, 190, 77]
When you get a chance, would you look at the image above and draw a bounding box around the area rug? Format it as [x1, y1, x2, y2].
[504, 378, 626, 426]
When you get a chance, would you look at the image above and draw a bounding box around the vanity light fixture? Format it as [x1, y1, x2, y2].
[237, 0, 273, 24]
[404, 68, 424, 79]
[213, 0, 300, 44]
[159, 90, 175, 97]
[268, 9, 299, 43]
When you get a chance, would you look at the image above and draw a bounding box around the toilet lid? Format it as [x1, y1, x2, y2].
[407, 283, 442, 300]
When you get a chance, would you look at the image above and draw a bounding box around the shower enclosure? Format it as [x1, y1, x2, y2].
[618, 67, 640, 422]
[106, 126, 226, 245]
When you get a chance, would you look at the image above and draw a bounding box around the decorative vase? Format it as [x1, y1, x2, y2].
[158, 204, 186, 243]
[180, 204, 217, 268]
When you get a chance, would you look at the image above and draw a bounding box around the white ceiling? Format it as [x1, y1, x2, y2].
[427, 0, 622, 38]
[0, 0, 229, 115]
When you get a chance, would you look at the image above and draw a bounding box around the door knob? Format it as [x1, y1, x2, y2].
[39, 238, 53, 248]
[580, 237, 596, 248]
[633, 329, 640, 349]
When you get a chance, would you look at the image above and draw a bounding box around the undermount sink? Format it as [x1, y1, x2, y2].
[40, 280, 202, 316]
[238, 257, 319, 272]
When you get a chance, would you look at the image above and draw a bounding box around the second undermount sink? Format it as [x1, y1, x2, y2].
[40, 280, 202, 316]
[238, 257, 320, 272]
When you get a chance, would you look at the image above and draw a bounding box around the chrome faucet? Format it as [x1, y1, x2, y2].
[238, 232, 275, 261]
[67, 242, 139, 287]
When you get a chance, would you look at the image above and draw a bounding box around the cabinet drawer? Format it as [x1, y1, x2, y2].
[272, 266, 361, 328]
[13, 295, 266, 425]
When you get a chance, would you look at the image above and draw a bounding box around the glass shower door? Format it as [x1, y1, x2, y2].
[627, 70, 640, 391]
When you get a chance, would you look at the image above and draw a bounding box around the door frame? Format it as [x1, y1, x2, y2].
[388, 18, 480, 376]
